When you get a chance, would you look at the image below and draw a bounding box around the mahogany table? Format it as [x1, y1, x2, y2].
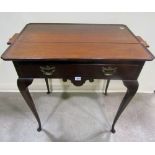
[1, 23, 154, 133]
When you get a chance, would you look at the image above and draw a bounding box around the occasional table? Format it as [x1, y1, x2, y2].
[1, 23, 154, 133]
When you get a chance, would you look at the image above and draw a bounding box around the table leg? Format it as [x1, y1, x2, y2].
[104, 79, 110, 95]
[17, 78, 42, 132]
[45, 78, 51, 94]
[111, 80, 139, 133]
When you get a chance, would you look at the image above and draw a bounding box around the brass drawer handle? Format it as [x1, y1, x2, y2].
[40, 65, 55, 76]
[102, 66, 117, 76]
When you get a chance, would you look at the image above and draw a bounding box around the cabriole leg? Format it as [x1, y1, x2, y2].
[111, 80, 139, 133]
[17, 78, 42, 131]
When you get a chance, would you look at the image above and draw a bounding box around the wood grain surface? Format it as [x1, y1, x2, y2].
[1, 23, 154, 61]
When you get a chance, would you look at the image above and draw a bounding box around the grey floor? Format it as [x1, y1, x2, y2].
[0, 92, 154, 142]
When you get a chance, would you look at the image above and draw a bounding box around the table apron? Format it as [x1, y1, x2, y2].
[13, 62, 144, 80]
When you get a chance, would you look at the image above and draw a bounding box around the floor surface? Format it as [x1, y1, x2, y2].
[0, 92, 154, 142]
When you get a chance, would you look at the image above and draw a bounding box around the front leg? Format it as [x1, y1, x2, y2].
[17, 78, 42, 131]
[111, 80, 139, 133]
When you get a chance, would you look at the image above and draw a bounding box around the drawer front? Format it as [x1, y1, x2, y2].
[14, 62, 142, 80]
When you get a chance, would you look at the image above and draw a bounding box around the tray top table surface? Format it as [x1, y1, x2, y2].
[1, 23, 154, 61]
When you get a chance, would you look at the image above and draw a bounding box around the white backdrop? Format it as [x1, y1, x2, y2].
[0, 12, 154, 92]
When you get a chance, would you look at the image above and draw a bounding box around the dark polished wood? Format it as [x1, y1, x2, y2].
[6, 32, 52, 94]
[17, 78, 42, 131]
[45, 78, 51, 94]
[13, 61, 144, 80]
[104, 79, 110, 96]
[1, 23, 154, 133]
[104, 35, 150, 96]
[111, 80, 139, 133]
